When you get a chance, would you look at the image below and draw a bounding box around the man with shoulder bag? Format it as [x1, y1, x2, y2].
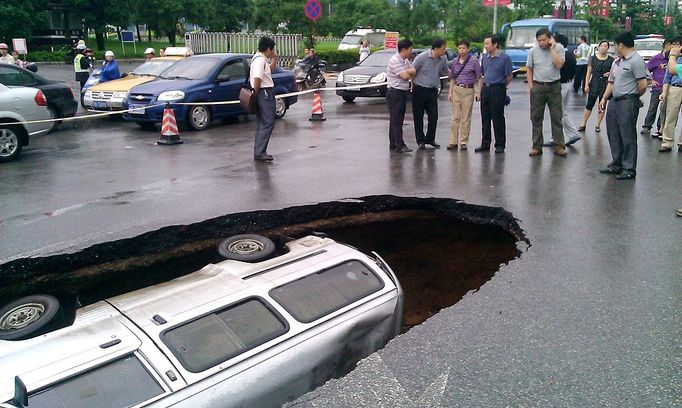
[250, 37, 278, 162]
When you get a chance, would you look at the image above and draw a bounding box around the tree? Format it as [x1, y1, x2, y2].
[0, 0, 49, 45]
[69, 0, 133, 50]
[205, 0, 252, 32]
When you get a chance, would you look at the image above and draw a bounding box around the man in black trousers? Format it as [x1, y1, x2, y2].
[476, 34, 513, 153]
[386, 39, 416, 153]
[411, 38, 449, 149]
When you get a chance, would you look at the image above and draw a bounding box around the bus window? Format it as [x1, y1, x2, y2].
[507, 26, 543, 48]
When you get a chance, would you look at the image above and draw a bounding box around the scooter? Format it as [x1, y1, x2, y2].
[293, 58, 326, 92]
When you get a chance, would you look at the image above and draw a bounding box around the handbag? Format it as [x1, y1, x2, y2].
[239, 85, 257, 114]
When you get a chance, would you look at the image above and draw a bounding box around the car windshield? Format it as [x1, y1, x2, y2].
[360, 52, 395, 67]
[341, 34, 363, 46]
[507, 26, 544, 48]
[160, 57, 218, 80]
[635, 41, 662, 51]
[133, 59, 179, 76]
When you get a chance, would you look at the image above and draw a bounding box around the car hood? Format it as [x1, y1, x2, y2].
[341, 65, 386, 77]
[90, 75, 157, 92]
[129, 78, 198, 95]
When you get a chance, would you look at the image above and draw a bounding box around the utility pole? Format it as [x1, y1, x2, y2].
[493, 0, 498, 34]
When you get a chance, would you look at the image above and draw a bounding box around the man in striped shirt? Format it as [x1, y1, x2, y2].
[447, 39, 482, 151]
[386, 39, 417, 154]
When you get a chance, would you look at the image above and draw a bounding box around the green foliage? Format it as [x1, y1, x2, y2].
[0, 0, 49, 44]
[315, 49, 359, 64]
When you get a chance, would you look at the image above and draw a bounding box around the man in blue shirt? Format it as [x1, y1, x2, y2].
[476, 34, 513, 154]
[659, 36, 682, 152]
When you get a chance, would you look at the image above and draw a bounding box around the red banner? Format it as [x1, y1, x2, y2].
[482, 0, 511, 7]
[385, 32, 398, 49]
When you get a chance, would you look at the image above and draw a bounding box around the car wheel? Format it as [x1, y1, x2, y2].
[342, 96, 356, 103]
[136, 121, 156, 130]
[0, 294, 63, 340]
[275, 98, 287, 119]
[0, 125, 24, 163]
[218, 234, 276, 262]
[188, 105, 211, 130]
[47, 106, 62, 129]
[513, 72, 518, 78]
[296, 82, 305, 92]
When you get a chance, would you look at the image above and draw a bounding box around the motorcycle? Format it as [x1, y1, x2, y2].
[293, 58, 326, 92]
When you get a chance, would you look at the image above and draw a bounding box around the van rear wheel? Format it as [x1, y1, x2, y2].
[218, 234, 276, 262]
[0, 295, 63, 340]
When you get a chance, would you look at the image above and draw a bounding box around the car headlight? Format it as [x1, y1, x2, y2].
[112, 91, 128, 99]
[370, 73, 387, 83]
[158, 91, 185, 101]
[84, 89, 92, 97]
[337, 71, 344, 82]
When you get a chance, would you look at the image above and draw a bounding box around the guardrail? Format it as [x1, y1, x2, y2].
[184, 32, 302, 67]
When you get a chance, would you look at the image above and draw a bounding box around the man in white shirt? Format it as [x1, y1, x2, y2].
[0, 43, 15, 65]
[250, 36, 278, 162]
[385, 39, 416, 154]
[573, 35, 590, 93]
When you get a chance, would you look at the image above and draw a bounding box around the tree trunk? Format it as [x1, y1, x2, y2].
[168, 27, 177, 46]
[136, 25, 142, 43]
[147, 24, 152, 42]
[95, 28, 106, 51]
[116, 26, 121, 40]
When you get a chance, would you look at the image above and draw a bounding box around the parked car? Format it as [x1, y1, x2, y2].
[0, 234, 403, 408]
[83, 56, 185, 112]
[0, 84, 52, 163]
[335, 49, 395, 102]
[123, 54, 298, 130]
[0, 64, 77, 120]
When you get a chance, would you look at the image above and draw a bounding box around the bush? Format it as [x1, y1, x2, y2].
[25, 51, 67, 63]
[316, 49, 359, 65]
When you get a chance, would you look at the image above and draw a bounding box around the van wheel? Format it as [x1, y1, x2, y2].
[0, 295, 63, 340]
[0, 125, 24, 163]
[218, 234, 276, 262]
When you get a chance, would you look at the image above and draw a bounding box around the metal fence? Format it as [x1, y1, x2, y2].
[184, 32, 302, 67]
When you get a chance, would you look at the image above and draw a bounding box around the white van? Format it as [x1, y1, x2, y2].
[338, 28, 389, 50]
[0, 235, 403, 408]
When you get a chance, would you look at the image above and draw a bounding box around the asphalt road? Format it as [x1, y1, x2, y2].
[2, 63, 681, 406]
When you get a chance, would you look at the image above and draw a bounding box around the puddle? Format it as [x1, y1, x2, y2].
[0, 196, 527, 330]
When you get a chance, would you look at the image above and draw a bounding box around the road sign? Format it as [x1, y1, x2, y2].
[385, 32, 398, 49]
[120, 31, 136, 55]
[305, 0, 322, 21]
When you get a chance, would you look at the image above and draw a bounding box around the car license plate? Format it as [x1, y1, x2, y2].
[93, 101, 107, 109]
[129, 104, 145, 115]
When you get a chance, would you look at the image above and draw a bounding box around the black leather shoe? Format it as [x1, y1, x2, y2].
[418, 143, 426, 150]
[427, 142, 441, 149]
[615, 172, 636, 180]
[659, 146, 672, 152]
[474, 146, 490, 153]
[678, 145, 682, 152]
[542, 140, 556, 147]
[598, 167, 622, 174]
[495, 147, 505, 154]
[397, 145, 413, 153]
[254, 154, 274, 162]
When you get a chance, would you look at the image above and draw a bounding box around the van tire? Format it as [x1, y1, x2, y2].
[0, 295, 63, 340]
[218, 234, 276, 262]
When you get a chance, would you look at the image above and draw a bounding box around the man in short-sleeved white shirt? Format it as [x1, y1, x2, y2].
[598, 31, 648, 179]
[250, 37, 278, 162]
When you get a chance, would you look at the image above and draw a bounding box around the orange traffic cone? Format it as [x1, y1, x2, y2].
[309, 91, 326, 121]
[157, 103, 183, 145]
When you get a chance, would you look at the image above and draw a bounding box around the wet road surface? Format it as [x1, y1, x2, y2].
[2, 63, 681, 406]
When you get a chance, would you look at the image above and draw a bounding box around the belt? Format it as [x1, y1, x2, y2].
[456, 83, 475, 88]
[671, 83, 682, 88]
[612, 94, 639, 102]
[484, 83, 505, 87]
[533, 80, 560, 85]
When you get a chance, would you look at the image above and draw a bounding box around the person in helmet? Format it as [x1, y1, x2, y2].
[100, 50, 121, 83]
[0, 43, 15, 64]
[144, 47, 155, 61]
[73, 43, 91, 90]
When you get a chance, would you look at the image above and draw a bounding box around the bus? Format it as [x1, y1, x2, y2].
[500, 18, 590, 76]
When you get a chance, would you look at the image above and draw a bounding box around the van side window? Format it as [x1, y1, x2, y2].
[27, 355, 164, 408]
[270, 260, 385, 323]
[162, 299, 288, 373]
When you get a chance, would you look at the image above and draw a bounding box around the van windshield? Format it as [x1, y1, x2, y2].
[341, 34, 363, 46]
[507, 26, 543, 48]
[635, 41, 662, 51]
[26, 355, 164, 408]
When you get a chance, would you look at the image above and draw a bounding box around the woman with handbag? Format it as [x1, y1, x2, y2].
[250, 37, 278, 162]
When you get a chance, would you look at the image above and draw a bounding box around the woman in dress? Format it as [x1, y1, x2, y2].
[578, 40, 614, 133]
[359, 41, 370, 62]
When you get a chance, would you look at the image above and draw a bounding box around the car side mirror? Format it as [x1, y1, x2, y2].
[12, 376, 28, 408]
[216, 75, 230, 82]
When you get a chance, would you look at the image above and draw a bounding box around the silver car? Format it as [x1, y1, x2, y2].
[0, 235, 403, 408]
[0, 83, 52, 162]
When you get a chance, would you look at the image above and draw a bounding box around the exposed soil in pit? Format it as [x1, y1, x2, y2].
[0, 196, 527, 328]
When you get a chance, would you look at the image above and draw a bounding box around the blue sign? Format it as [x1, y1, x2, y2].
[121, 31, 135, 42]
[305, 0, 322, 21]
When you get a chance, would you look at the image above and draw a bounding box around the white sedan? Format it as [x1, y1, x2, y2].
[0, 83, 52, 162]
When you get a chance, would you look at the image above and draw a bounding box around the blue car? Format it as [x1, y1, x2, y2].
[123, 53, 298, 130]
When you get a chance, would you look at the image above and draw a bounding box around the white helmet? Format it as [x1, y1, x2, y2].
[76, 44, 86, 50]
[104, 50, 115, 58]
[144, 48, 155, 55]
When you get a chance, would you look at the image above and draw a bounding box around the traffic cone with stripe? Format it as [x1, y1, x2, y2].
[157, 103, 183, 145]
[309, 91, 326, 121]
